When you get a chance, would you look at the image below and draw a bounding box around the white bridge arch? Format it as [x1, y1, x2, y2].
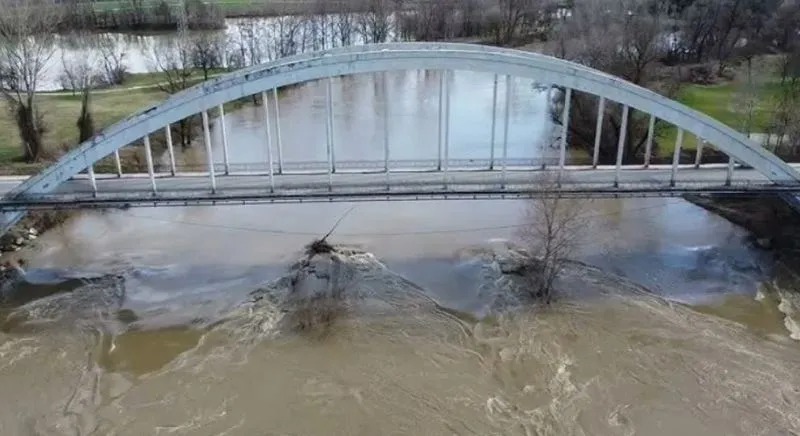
[1, 42, 798, 230]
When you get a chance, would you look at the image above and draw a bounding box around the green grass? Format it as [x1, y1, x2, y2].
[0, 69, 264, 175]
[39, 69, 227, 96]
[656, 81, 783, 156]
[123, 68, 226, 87]
[0, 87, 166, 173]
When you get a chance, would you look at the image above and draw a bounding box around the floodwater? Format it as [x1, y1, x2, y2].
[3, 69, 800, 435]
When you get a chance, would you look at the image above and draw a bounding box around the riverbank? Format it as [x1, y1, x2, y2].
[57, 0, 386, 33]
[0, 211, 71, 256]
[0, 69, 235, 174]
[684, 194, 800, 254]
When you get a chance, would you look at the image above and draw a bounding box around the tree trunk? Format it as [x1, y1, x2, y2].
[77, 89, 95, 143]
[15, 103, 44, 162]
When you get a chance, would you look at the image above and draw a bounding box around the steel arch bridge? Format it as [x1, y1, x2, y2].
[1, 42, 798, 233]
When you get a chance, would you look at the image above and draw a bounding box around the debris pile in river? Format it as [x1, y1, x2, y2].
[241, 241, 442, 337]
[1, 274, 127, 331]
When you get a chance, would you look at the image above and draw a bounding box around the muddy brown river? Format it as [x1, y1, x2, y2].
[2, 71, 800, 435]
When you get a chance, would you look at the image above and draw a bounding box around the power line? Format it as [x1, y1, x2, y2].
[120, 198, 690, 237]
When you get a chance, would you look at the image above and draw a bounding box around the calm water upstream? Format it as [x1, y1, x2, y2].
[3, 65, 800, 434]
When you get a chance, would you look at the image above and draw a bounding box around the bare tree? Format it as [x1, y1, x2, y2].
[766, 49, 800, 155]
[400, 0, 457, 41]
[765, 0, 800, 52]
[675, 0, 779, 71]
[730, 43, 771, 139]
[0, 0, 59, 162]
[269, 14, 303, 59]
[228, 18, 266, 69]
[305, 0, 334, 51]
[334, 4, 358, 47]
[97, 34, 128, 86]
[547, 0, 673, 164]
[190, 31, 225, 81]
[517, 172, 588, 303]
[150, 9, 196, 147]
[357, 0, 394, 44]
[492, 0, 539, 46]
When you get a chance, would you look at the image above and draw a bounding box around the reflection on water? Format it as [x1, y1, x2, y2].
[4, 62, 800, 435]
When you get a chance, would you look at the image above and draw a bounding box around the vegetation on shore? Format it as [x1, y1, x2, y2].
[0, 87, 164, 174]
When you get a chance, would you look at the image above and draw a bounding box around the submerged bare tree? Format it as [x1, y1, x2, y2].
[517, 172, 588, 303]
[0, 0, 59, 162]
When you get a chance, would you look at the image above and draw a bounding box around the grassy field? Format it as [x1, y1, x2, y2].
[656, 79, 783, 155]
[0, 88, 166, 175]
[39, 69, 226, 95]
[0, 69, 261, 175]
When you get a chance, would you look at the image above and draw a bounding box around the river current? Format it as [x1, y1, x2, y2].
[2, 67, 800, 434]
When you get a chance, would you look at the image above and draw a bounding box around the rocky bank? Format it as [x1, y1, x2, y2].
[0, 211, 71, 256]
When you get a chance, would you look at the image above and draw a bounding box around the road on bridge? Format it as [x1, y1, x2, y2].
[0, 166, 792, 210]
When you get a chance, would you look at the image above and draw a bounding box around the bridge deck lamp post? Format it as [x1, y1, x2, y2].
[726, 156, 735, 186]
[489, 74, 499, 170]
[87, 165, 97, 196]
[217, 104, 231, 175]
[694, 137, 704, 168]
[443, 70, 452, 188]
[671, 128, 684, 187]
[437, 71, 446, 171]
[557, 87, 572, 186]
[201, 110, 217, 194]
[261, 91, 275, 189]
[143, 135, 157, 194]
[614, 105, 630, 188]
[113, 150, 123, 177]
[164, 125, 176, 176]
[326, 77, 336, 176]
[272, 87, 284, 174]
[592, 96, 605, 169]
[643, 114, 655, 169]
[383, 72, 390, 189]
[501, 75, 512, 189]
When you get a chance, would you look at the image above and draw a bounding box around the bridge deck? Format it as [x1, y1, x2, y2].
[0, 166, 794, 210]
